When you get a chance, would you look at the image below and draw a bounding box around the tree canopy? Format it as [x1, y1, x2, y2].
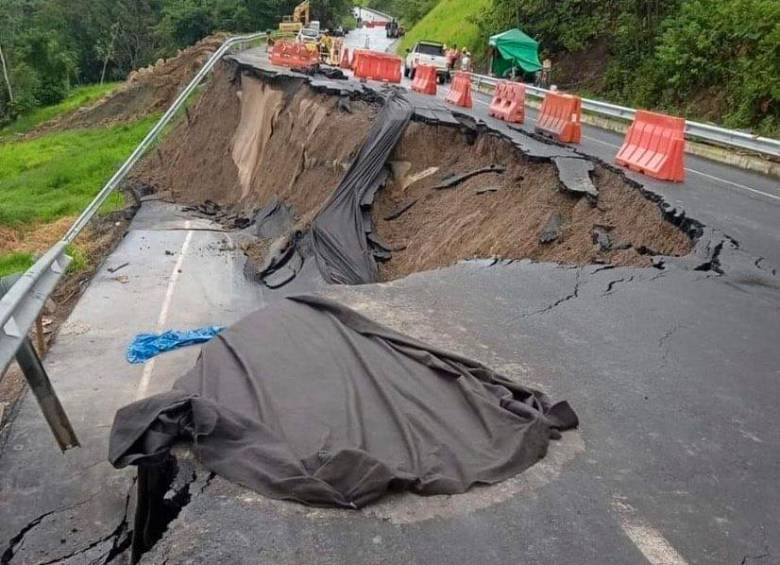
[0, 0, 352, 122]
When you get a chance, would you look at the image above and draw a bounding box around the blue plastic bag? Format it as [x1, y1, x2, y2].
[126, 326, 224, 364]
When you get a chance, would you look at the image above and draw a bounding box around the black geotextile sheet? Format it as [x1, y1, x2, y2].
[310, 90, 412, 285]
[110, 296, 578, 508]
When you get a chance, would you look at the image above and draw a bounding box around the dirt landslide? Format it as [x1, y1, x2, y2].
[373, 123, 692, 280]
[35, 34, 230, 134]
[135, 62, 692, 281]
[134, 64, 379, 227]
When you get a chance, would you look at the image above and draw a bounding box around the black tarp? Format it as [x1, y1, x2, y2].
[254, 90, 411, 288]
[310, 91, 412, 285]
[110, 296, 577, 508]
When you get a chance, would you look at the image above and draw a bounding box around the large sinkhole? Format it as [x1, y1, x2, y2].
[133, 62, 693, 283]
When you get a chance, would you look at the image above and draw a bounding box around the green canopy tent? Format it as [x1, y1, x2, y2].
[489, 28, 542, 78]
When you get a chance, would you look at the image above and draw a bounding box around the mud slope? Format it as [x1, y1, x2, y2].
[134, 64, 378, 225]
[136, 63, 692, 280]
[374, 122, 692, 280]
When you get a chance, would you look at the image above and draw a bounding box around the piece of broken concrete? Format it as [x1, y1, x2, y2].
[592, 227, 613, 251]
[540, 213, 563, 244]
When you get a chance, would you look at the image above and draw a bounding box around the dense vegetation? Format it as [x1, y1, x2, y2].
[375, 0, 780, 135]
[0, 0, 352, 124]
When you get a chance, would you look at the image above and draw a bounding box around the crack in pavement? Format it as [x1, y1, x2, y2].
[741, 552, 770, 564]
[199, 472, 217, 495]
[754, 257, 777, 276]
[1, 495, 99, 564]
[1, 479, 135, 565]
[657, 322, 687, 371]
[603, 275, 635, 295]
[521, 268, 583, 318]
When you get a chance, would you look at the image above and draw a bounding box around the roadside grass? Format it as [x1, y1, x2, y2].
[0, 251, 35, 278]
[0, 116, 157, 228]
[397, 0, 490, 56]
[0, 116, 158, 276]
[0, 82, 121, 138]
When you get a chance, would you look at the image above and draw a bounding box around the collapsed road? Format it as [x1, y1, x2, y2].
[1, 27, 779, 565]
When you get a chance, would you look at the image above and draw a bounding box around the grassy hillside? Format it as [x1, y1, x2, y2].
[397, 0, 490, 56]
[0, 116, 156, 276]
[0, 83, 120, 139]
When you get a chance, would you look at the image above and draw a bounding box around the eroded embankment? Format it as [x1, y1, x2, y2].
[134, 62, 693, 282]
[135, 65, 378, 227]
[374, 123, 692, 280]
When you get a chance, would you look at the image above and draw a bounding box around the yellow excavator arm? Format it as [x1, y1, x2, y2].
[293, 0, 310, 25]
[279, 0, 310, 34]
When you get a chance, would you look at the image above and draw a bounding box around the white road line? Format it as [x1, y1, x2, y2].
[613, 500, 688, 565]
[685, 168, 780, 202]
[135, 222, 193, 400]
[577, 137, 779, 202]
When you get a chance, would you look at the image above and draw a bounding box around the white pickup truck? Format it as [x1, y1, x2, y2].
[404, 41, 450, 83]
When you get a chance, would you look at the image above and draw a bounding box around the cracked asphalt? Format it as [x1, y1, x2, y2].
[1, 27, 779, 565]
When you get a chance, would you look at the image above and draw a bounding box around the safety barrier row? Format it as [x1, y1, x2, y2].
[444, 72, 472, 108]
[269, 40, 320, 69]
[411, 65, 437, 95]
[468, 72, 779, 159]
[482, 82, 685, 181]
[352, 49, 402, 83]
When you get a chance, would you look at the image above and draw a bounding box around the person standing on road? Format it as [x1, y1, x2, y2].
[447, 44, 460, 71]
[460, 51, 472, 72]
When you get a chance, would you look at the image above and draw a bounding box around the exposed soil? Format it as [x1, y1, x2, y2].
[34, 34, 230, 135]
[134, 64, 379, 227]
[373, 122, 692, 280]
[134, 62, 693, 283]
[0, 216, 76, 255]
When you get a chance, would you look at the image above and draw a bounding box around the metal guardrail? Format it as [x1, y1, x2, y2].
[469, 73, 780, 159]
[0, 32, 267, 375]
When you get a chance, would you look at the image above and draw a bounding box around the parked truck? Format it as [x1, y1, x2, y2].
[404, 41, 450, 83]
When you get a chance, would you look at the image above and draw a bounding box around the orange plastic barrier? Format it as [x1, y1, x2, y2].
[615, 110, 685, 182]
[444, 72, 472, 108]
[488, 81, 525, 124]
[534, 92, 582, 143]
[270, 41, 319, 69]
[411, 65, 437, 95]
[340, 47, 351, 69]
[352, 50, 402, 83]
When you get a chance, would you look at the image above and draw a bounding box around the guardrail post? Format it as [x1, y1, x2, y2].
[14, 337, 79, 451]
[1, 274, 79, 451]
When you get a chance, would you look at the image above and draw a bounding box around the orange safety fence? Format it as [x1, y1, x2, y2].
[488, 81, 525, 124]
[616, 110, 685, 182]
[411, 65, 437, 95]
[534, 92, 582, 143]
[270, 41, 319, 69]
[352, 50, 402, 83]
[444, 72, 473, 108]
